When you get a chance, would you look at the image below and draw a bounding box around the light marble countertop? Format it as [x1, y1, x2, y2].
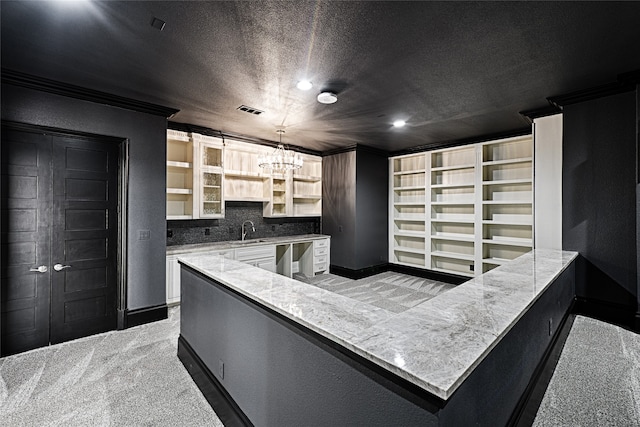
[167, 234, 329, 255]
[178, 249, 577, 400]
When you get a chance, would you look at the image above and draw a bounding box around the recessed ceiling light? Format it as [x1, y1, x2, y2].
[296, 80, 313, 91]
[317, 92, 338, 104]
[393, 120, 406, 128]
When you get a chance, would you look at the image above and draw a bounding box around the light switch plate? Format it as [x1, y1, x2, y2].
[138, 230, 150, 240]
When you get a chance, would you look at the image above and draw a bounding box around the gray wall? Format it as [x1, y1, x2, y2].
[1, 83, 167, 311]
[563, 90, 638, 314]
[355, 149, 389, 268]
[180, 266, 438, 426]
[322, 151, 357, 269]
[167, 201, 320, 246]
[322, 148, 389, 271]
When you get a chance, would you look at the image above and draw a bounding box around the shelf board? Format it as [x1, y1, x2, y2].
[482, 179, 532, 186]
[394, 246, 426, 255]
[431, 233, 475, 242]
[431, 251, 475, 262]
[430, 183, 474, 189]
[225, 196, 270, 202]
[394, 215, 426, 222]
[394, 231, 425, 238]
[293, 174, 322, 182]
[431, 218, 475, 224]
[203, 185, 221, 189]
[430, 267, 474, 278]
[482, 220, 532, 226]
[393, 185, 425, 191]
[394, 201, 425, 206]
[203, 201, 221, 204]
[225, 170, 267, 179]
[430, 201, 474, 206]
[482, 200, 532, 205]
[167, 214, 193, 220]
[167, 161, 192, 169]
[166, 188, 193, 195]
[482, 157, 532, 166]
[482, 238, 532, 247]
[431, 163, 475, 172]
[393, 169, 425, 176]
[293, 194, 322, 199]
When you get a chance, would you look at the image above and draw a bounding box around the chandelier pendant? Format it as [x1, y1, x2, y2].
[258, 130, 303, 173]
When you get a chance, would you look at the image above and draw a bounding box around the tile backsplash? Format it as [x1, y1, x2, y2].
[166, 201, 321, 246]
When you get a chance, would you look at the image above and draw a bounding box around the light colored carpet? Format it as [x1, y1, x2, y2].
[0, 307, 223, 427]
[296, 271, 457, 313]
[533, 315, 640, 426]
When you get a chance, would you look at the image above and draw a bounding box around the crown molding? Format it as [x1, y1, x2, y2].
[1, 68, 179, 118]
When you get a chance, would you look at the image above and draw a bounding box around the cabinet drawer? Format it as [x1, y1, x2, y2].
[314, 246, 328, 256]
[236, 245, 275, 262]
[314, 262, 328, 272]
[314, 255, 328, 265]
[314, 238, 329, 248]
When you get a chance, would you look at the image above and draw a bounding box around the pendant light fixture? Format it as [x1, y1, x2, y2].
[258, 129, 303, 173]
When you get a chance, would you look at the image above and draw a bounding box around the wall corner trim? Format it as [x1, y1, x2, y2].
[1, 68, 180, 118]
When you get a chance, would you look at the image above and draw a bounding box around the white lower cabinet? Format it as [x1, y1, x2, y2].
[167, 236, 330, 304]
[235, 245, 276, 273]
[166, 255, 181, 305]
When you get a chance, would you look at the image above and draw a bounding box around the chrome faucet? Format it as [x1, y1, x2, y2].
[241, 220, 255, 241]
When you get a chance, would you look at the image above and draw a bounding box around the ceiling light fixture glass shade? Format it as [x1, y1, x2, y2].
[296, 80, 313, 90]
[258, 130, 303, 173]
[317, 91, 337, 104]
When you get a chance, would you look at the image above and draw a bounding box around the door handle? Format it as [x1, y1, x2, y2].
[29, 265, 48, 273]
[54, 264, 72, 272]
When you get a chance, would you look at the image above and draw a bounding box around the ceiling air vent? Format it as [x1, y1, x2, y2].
[237, 105, 264, 115]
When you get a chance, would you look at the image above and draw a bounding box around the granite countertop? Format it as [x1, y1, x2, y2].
[167, 234, 329, 255]
[177, 249, 578, 400]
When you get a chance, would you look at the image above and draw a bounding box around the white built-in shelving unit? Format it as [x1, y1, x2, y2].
[167, 131, 322, 220]
[389, 135, 533, 277]
[166, 130, 195, 219]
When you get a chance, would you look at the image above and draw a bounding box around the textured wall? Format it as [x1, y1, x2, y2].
[322, 151, 357, 269]
[166, 202, 320, 246]
[180, 267, 438, 426]
[1, 83, 167, 311]
[563, 90, 637, 310]
[355, 149, 389, 268]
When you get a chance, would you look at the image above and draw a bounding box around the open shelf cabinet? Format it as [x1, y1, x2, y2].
[389, 134, 534, 277]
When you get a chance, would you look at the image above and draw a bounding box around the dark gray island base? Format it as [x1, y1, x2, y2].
[177, 250, 577, 426]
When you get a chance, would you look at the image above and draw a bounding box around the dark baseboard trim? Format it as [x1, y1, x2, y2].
[387, 263, 469, 285]
[509, 307, 576, 426]
[329, 263, 468, 285]
[2, 68, 179, 118]
[572, 297, 639, 333]
[124, 304, 168, 328]
[178, 335, 253, 427]
[329, 263, 389, 279]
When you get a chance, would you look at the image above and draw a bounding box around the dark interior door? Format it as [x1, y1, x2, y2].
[1, 126, 119, 355]
[1, 128, 53, 355]
[50, 135, 119, 344]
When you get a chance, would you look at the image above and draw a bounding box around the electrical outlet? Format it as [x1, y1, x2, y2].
[219, 359, 224, 379]
[204, 228, 210, 236]
[338, 225, 343, 232]
[167, 229, 173, 238]
[469, 264, 474, 272]
[228, 227, 234, 234]
[138, 229, 150, 240]
[272, 225, 276, 231]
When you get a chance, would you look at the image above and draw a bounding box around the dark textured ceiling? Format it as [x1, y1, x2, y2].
[2, 1, 640, 153]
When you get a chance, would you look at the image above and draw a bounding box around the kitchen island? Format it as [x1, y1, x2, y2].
[177, 249, 577, 426]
